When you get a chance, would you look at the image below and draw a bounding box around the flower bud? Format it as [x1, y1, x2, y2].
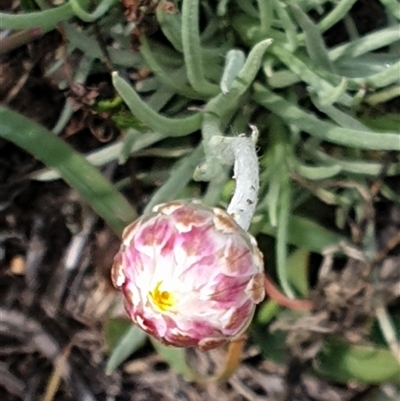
[112, 200, 265, 351]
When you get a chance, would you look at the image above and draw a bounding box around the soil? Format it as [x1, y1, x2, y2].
[1, 1, 399, 401]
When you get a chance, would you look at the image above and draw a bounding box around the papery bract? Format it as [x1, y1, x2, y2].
[111, 200, 265, 351]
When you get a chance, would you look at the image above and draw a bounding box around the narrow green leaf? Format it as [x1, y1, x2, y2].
[106, 325, 147, 374]
[156, 0, 183, 51]
[205, 39, 273, 120]
[252, 325, 286, 364]
[253, 84, 400, 151]
[360, 112, 400, 132]
[378, 0, 400, 19]
[315, 337, 400, 383]
[139, 35, 203, 99]
[150, 339, 195, 381]
[181, 0, 219, 96]
[144, 145, 204, 213]
[312, 98, 372, 131]
[256, 0, 274, 34]
[315, 0, 358, 33]
[268, 45, 353, 106]
[34, 131, 166, 181]
[365, 85, 400, 106]
[69, 0, 116, 22]
[295, 164, 342, 180]
[276, 172, 294, 298]
[330, 25, 400, 61]
[273, 0, 298, 50]
[112, 72, 202, 136]
[0, 4, 74, 30]
[0, 107, 137, 235]
[303, 145, 400, 177]
[290, 3, 335, 73]
[287, 248, 310, 297]
[220, 49, 246, 94]
[257, 300, 281, 324]
[265, 117, 295, 298]
[252, 214, 348, 254]
[350, 60, 400, 88]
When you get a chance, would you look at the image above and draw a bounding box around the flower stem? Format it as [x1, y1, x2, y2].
[226, 128, 260, 231]
[215, 338, 245, 383]
[195, 337, 246, 384]
[263, 275, 315, 311]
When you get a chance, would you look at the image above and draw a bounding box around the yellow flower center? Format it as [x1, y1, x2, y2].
[149, 282, 175, 312]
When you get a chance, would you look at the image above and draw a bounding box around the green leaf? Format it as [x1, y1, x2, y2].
[360, 113, 400, 132]
[150, 339, 195, 381]
[156, 0, 183, 51]
[0, 106, 137, 236]
[112, 72, 202, 136]
[139, 35, 203, 99]
[252, 214, 348, 254]
[287, 248, 310, 297]
[254, 84, 400, 151]
[220, 49, 246, 94]
[0, 4, 74, 30]
[257, 300, 281, 324]
[290, 3, 335, 73]
[252, 325, 287, 365]
[314, 0, 358, 33]
[315, 337, 400, 384]
[181, 0, 220, 96]
[104, 319, 137, 351]
[267, 45, 353, 106]
[144, 145, 204, 213]
[106, 325, 147, 374]
[330, 25, 400, 61]
[69, 0, 116, 23]
[295, 164, 342, 180]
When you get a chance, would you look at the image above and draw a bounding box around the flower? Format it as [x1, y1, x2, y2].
[111, 199, 265, 351]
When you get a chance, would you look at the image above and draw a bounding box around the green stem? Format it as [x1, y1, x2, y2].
[112, 72, 202, 136]
[181, 0, 219, 96]
[0, 107, 137, 236]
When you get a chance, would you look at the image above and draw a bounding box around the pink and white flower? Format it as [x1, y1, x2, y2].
[112, 199, 265, 351]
